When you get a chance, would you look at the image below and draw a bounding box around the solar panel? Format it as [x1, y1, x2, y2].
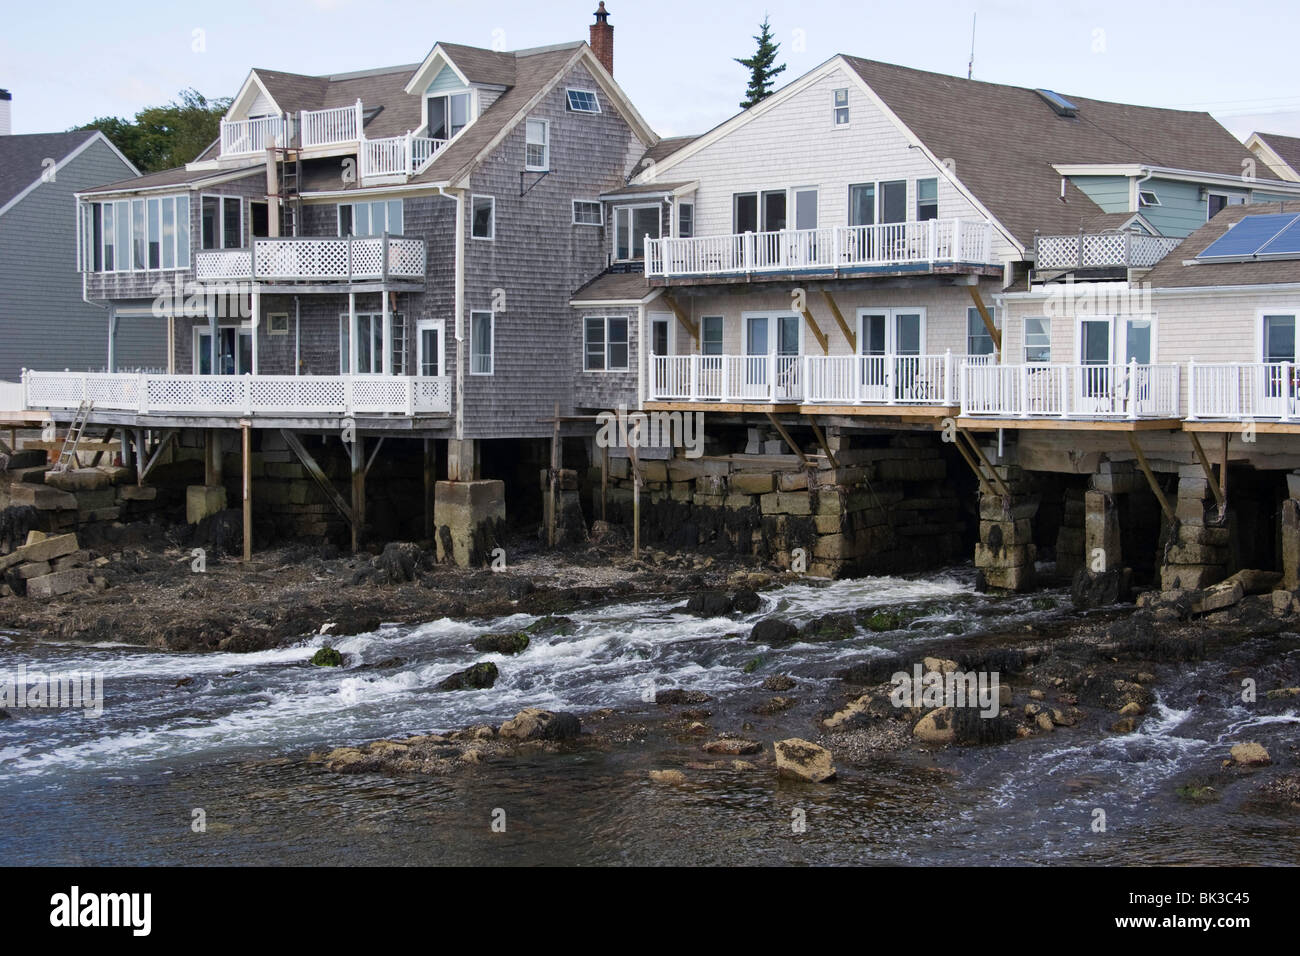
[1197, 213, 1300, 259]
[1257, 217, 1300, 257]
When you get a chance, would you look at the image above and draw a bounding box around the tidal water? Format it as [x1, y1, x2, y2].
[1, 571, 1296, 865]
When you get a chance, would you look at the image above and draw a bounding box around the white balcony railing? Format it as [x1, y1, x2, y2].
[1035, 232, 1182, 270]
[647, 353, 982, 405]
[24, 372, 451, 417]
[301, 104, 361, 148]
[1188, 362, 1300, 421]
[360, 134, 447, 178]
[645, 219, 994, 278]
[220, 116, 289, 156]
[194, 235, 425, 282]
[960, 362, 1181, 419]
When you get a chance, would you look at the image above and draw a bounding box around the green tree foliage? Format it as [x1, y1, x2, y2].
[735, 16, 787, 110]
[75, 89, 232, 172]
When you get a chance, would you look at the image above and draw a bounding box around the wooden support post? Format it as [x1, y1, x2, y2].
[600, 442, 608, 522]
[967, 285, 1001, 352]
[1126, 432, 1175, 522]
[138, 429, 178, 486]
[280, 429, 355, 525]
[0, 434, 10, 457]
[629, 443, 641, 558]
[957, 429, 1010, 498]
[1220, 432, 1229, 509]
[821, 291, 856, 352]
[951, 432, 994, 497]
[204, 429, 222, 487]
[548, 401, 560, 548]
[764, 411, 807, 464]
[662, 292, 699, 345]
[807, 418, 838, 468]
[1187, 432, 1227, 512]
[423, 439, 436, 540]
[90, 427, 115, 467]
[241, 420, 252, 563]
[350, 434, 365, 553]
[364, 436, 385, 477]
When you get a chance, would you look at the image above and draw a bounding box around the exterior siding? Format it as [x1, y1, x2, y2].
[1142, 177, 1243, 237]
[639, 63, 1019, 265]
[1071, 175, 1131, 214]
[0, 137, 154, 380]
[573, 306, 639, 410]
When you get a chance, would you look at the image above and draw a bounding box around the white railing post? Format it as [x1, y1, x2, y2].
[1020, 364, 1029, 418]
[690, 355, 699, 402]
[721, 355, 730, 402]
[928, 218, 937, 266]
[1285, 361, 1294, 423]
[20, 368, 28, 410]
[355, 99, 364, 141]
[138, 373, 148, 413]
[1060, 366, 1070, 419]
[767, 351, 776, 403]
[1128, 359, 1139, 420]
[959, 362, 968, 415]
[405, 130, 414, 176]
[944, 350, 953, 405]
[1187, 358, 1197, 420]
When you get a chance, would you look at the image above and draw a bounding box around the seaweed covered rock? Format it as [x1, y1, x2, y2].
[498, 708, 581, 741]
[436, 661, 499, 691]
[749, 617, 799, 646]
[472, 631, 530, 655]
[310, 647, 344, 667]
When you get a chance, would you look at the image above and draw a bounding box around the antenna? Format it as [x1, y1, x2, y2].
[967, 13, 977, 80]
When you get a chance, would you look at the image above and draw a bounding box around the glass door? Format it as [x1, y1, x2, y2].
[195, 326, 252, 375]
[1261, 313, 1296, 417]
[859, 312, 889, 402]
[744, 315, 769, 398]
[417, 319, 444, 376]
[775, 315, 801, 401]
[1076, 316, 1114, 412]
[891, 311, 925, 401]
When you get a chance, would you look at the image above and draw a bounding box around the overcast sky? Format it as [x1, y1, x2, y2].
[4, 0, 1299, 142]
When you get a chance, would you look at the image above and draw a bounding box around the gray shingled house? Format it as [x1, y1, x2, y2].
[0, 128, 146, 383]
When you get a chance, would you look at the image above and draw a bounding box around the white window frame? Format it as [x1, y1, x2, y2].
[200, 193, 243, 251]
[1138, 189, 1161, 207]
[572, 200, 603, 226]
[525, 118, 550, 172]
[700, 315, 724, 356]
[416, 318, 446, 377]
[424, 89, 475, 142]
[193, 322, 253, 375]
[856, 308, 928, 357]
[833, 88, 850, 127]
[565, 88, 601, 114]
[614, 203, 662, 261]
[584, 315, 630, 372]
[1257, 309, 1299, 364]
[338, 198, 405, 237]
[742, 311, 804, 356]
[1023, 316, 1052, 364]
[470, 310, 495, 375]
[677, 200, 694, 238]
[649, 314, 674, 358]
[966, 306, 997, 357]
[337, 312, 406, 375]
[471, 195, 495, 241]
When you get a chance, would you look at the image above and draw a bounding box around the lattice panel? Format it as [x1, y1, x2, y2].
[195, 251, 252, 280]
[350, 240, 383, 278]
[350, 376, 409, 413]
[412, 377, 452, 412]
[388, 239, 425, 277]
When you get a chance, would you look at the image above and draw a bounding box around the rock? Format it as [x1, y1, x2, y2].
[686, 591, 733, 617]
[761, 674, 796, 692]
[822, 694, 871, 730]
[923, 657, 959, 675]
[1029, 689, 1046, 701]
[25, 568, 90, 600]
[649, 769, 686, 785]
[732, 588, 761, 613]
[14, 532, 79, 565]
[1223, 569, 1282, 596]
[731, 760, 757, 771]
[371, 541, 426, 584]
[1071, 568, 1131, 609]
[913, 707, 956, 744]
[1118, 701, 1144, 717]
[773, 738, 837, 782]
[702, 738, 762, 756]
[753, 696, 796, 715]
[310, 647, 344, 667]
[1035, 712, 1055, 732]
[1230, 742, 1271, 767]
[655, 688, 711, 705]
[498, 708, 581, 741]
[801, 612, 857, 642]
[748, 617, 799, 646]
[472, 631, 530, 655]
[1111, 717, 1138, 734]
[1191, 579, 1245, 615]
[435, 661, 499, 691]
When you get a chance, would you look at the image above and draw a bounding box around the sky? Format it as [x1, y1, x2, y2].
[3, 0, 1299, 142]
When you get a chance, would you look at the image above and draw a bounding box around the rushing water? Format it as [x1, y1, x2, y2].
[1, 571, 1297, 865]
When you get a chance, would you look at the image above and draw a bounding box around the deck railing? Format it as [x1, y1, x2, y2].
[219, 116, 289, 155]
[645, 218, 994, 278]
[300, 104, 361, 148]
[360, 134, 447, 178]
[1034, 232, 1182, 270]
[194, 235, 426, 282]
[960, 362, 1181, 419]
[23, 371, 452, 417]
[1188, 361, 1300, 421]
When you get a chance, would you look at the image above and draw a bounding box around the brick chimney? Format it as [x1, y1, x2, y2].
[590, 3, 614, 76]
[0, 90, 11, 136]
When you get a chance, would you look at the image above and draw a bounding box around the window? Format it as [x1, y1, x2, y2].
[339, 199, 404, 237]
[526, 119, 549, 171]
[584, 316, 628, 370]
[84, 195, 188, 272]
[195, 325, 252, 376]
[967, 307, 996, 356]
[471, 311, 494, 374]
[849, 183, 875, 226]
[1263, 314, 1296, 363]
[427, 92, 471, 141]
[1023, 317, 1051, 363]
[471, 195, 495, 240]
[762, 190, 787, 231]
[917, 178, 939, 221]
[734, 193, 758, 233]
[614, 205, 660, 260]
[338, 313, 405, 374]
[1208, 192, 1246, 219]
[879, 180, 907, 224]
[573, 200, 603, 226]
[267, 313, 289, 336]
[201, 195, 243, 250]
[678, 201, 694, 238]
[793, 189, 817, 230]
[701, 316, 723, 355]
[566, 89, 600, 113]
[250, 200, 270, 237]
[1138, 189, 1161, 207]
[417, 319, 444, 376]
[833, 88, 850, 126]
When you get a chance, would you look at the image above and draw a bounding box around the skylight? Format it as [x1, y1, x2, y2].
[1034, 89, 1078, 117]
[1197, 212, 1300, 261]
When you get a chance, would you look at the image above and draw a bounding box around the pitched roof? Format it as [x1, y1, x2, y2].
[78, 163, 263, 196]
[436, 43, 519, 87]
[411, 43, 585, 186]
[0, 130, 104, 208]
[641, 135, 698, 168]
[570, 269, 656, 303]
[1252, 131, 1300, 176]
[1141, 200, 1300, 288]
[841, 56, 1284, 248]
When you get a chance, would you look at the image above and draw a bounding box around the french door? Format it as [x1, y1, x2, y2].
[745, 314, 801, 400]
[1076, 316, 1154, 414]
[195, 326, 252, 375]
[859, 309, 924, 402]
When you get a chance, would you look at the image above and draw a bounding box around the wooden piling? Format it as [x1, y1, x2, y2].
[241, 420, 252, 563]
[423, 438, 436, 541]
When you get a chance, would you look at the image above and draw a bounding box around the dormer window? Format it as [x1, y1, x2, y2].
[427, 92, 471, 141]
[526, 119, 550, 171]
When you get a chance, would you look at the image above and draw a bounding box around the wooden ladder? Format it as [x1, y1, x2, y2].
[52, 401, 94, 473]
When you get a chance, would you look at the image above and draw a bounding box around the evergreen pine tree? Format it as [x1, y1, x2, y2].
[735, 16, 787, 109]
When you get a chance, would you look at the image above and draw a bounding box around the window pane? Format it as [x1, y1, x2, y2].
[917, 178, 939, 221]
[585, 317, 605, 370]
[795, 190, 817, 230]
[428, 97, 448, 140]
[472, 313, 492, 373]
[702, 316, 723, 355]
[162, 198, 176, 269]
[197, 332, 212, 375]
[472, 198, 493, 239]
[632, 207, 659, 258]
[113, 201, 130, 271]
[370, 200, 386, 236]
[615, 209, 630, 259]
[223, 197, 241, 248]
[450, 93, 470, 135]
[609, 318, 629, 369]
[880, 181, 906, 224]
[388, 199, 403, 236]
[357, 316, 372, 373]
[202, 196, 218, 250]
[850, 184, 875, 226]
[175, 196, 189, 266]
[862, 314, 886, 355]
[734, 193, 758, 233]
[1125, 319, 1152, 364]
[762, 191, 787, 231]
[1265, 315, 1296, 363]
[1024, 317, 1051, 363]
[966, 308, 995, 355]
[339, 205, 353, 236]
[132, 200, 145, 269]
[747, 316, 768, 355]
[354, 203, 370, 237]
[91, 204, 103, 271]
[147, 198, 161, 269]
[679, 202, 694, 237]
